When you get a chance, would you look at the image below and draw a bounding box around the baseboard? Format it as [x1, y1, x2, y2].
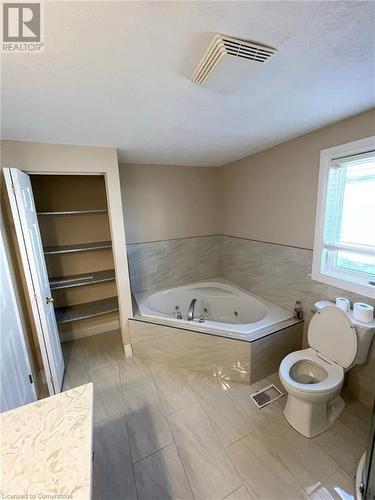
[124, 343, 134, 357]
[37, 369, 49, 398]
[38, 369, 46, 385]
[60, 318, 120, 342]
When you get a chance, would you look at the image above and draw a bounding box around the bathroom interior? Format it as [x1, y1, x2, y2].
[1, 2, 375, 500]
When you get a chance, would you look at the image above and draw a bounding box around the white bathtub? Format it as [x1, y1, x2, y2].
[133, 280, 295, 342]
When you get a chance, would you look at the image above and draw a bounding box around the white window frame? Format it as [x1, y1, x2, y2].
[312, 135, 375, 299]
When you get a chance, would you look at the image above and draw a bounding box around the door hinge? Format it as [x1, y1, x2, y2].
[33, 293, 38, 302]
[11, 183, 16, 193]
[29, 374, 33, 384]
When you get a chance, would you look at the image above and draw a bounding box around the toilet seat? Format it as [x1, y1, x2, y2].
[279, 348, 344, 394]
[308, 305, 357, 368]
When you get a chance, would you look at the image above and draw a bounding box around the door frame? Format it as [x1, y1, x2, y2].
[1, 142, 133, 348]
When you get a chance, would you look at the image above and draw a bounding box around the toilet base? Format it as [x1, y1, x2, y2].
[283, 394, 345, 438]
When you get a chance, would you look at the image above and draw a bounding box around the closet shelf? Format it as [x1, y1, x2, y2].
[55, 296, 119, 323]
[44, 241, 112, 255]
[50, 269, 116, 290]
[37, 209, 108, 216]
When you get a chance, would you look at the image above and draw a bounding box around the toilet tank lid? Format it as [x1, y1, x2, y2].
[314, 301, 375, 329]
[308, 305, 357, 368]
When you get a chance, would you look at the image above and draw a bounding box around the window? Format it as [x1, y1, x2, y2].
[312, 137, 375, 298]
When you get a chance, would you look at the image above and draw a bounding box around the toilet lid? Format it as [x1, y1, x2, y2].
[308, 305, 357, 368]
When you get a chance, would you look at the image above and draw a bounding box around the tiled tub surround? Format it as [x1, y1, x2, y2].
[219, 235, 375, 407]
[129, 319, 303, 384]
[127, 235, 220, 293]
[126, 234, 374, 405]
[127, 234, 375, 315]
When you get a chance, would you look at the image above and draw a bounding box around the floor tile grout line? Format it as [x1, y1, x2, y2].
[163, 398, 200, 418]
[149, 362, 181, 416]
[183, 369, 259, 449]
[222, 484, 247, 500]
[195, 387, 250, 450]
[313, 418, 364, 477]
[226, 431, 308, 500]
[160, 367, 227, 499]
[117, 357, 155, 394]
[149, 363, 200, 418]
[169, 436, 197, 500]
[307, 465, 343, 498]
[131, 441, 175, 465]
[118, 382, 151, 500]
[247, 409, 343, 494]
[253, 436, 313, 497]
[87, 353, 120, 373]
[92, 406, 138, 499]
[224, 430, 255, 451]
[222, 397, 310, 498]
[87, 352, 124, 374]
[144, 360, 196, 499]
[146, 361, 177, 438]
[165, 401, 214, 500]
[120, 363, 177, 468]
[220, 430, 259, 499]
[171, 387, 247, 497]
[119, 404, 139, 500]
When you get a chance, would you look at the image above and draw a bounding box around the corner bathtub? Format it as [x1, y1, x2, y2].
[133, 280, 295, 342]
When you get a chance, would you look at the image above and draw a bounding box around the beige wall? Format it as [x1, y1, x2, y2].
[220, 109, 375, 249]
[119, 163, 220, 244]
[1, 140, 133, 346]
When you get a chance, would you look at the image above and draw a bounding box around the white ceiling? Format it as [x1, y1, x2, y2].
[2, 1, 375, 166]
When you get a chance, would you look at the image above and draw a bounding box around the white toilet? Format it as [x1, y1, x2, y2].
[279, 301, 375, 438]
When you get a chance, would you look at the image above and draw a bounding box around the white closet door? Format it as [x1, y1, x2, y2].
[0, 228, 37, 412]
[4, 168, 64, 395]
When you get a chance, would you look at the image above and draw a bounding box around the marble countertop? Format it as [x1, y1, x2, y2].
[1, 383, 94, 500]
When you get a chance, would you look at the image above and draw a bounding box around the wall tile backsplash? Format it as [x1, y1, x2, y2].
[127, 234, 374, 313]
[127, 235, 220, 294]
[127, 234, 375, 407]
[218, 235, 375, 408]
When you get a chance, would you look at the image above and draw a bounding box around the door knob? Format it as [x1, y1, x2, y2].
[46, 296, 55, 304]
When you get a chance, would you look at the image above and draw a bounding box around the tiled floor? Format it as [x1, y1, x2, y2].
[62, 330, 370, 500]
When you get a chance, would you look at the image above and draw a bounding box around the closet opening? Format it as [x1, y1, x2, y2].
[4, 160, 132, 399]
[30, 174, 120, 345]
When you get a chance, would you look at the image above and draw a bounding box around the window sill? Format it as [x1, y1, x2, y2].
[311, 270, 375, 299]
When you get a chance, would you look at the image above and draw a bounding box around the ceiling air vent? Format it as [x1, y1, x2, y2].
[192, 34, 277, 90]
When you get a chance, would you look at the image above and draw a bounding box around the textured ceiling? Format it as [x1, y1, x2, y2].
[2, 1, 375, 166]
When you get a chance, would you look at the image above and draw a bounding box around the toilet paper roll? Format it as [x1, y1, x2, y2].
[335, 297, 350, 313]
[353, 302, 374, 323]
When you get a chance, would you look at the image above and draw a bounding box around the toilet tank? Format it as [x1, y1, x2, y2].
[353, 324, 375, 365]
[314, 301, 375, 366]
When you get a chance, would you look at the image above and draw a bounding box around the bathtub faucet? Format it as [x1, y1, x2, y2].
[187, 298, 197, 321]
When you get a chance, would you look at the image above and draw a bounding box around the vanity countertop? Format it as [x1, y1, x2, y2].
[0, 383, 94, 499]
